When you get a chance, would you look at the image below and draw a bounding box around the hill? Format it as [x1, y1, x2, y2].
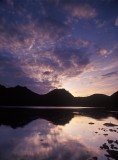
[43, 89, 74, 106]
[109, 91, 118, 110]
[0, 84, 118, 109]
[75, 94, 109, 107]
[0, 85, 74, 106]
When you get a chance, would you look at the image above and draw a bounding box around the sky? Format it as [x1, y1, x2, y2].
[0, 0, 118, 96]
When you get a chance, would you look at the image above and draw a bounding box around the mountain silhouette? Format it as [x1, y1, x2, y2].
[75, 94, 109, 107]
[109, 91, 118, 109]
[44, 89, 74, 106]
[111, 91, 118, 101]
[0, 84, 118, 109]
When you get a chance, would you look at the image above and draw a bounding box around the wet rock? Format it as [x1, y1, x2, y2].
[107, 139, 113, 144]
[114, 140, 118, 145]
[103, 123, 118, 127]
[111, 144, 114, 149]
[109, 129, 117, 132]
[100, 128, 107, 131]
[103, 129, 107, 132]
[89, 122, 94, 125]
[110, 144, 118, 150]
[100, 139, 118, 160]
[103, 134, 108, 136]
[104, 154, 110, 158]
[89, 157, 98, 160]
[106, 150, 118, 159]
[92, 157, 98, 160]
[109, 129, 113, 132]
[100, 143, 109, 150]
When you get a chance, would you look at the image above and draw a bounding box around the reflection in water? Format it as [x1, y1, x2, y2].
[0, 107, 118, 160]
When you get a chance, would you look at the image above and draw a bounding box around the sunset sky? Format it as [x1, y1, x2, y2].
[0, 0, 118, 96]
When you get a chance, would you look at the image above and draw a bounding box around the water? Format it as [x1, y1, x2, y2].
[0, 107, 118, 160]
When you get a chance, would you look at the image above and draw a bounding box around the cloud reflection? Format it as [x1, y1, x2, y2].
[0, 119, 93, 160]
[0, 108, 118, 160]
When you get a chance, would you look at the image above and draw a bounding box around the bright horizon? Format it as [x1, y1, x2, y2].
[1, 83, 117, 97]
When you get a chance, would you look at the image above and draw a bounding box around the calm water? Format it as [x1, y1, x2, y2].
[0, 107, 118, 160]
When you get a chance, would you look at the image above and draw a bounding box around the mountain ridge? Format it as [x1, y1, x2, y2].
[0, 84, 117, 109]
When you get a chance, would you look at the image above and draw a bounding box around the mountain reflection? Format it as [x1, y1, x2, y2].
[0, 118, 94, 160]
[0, 107, 118, 160]
[0, 107, 118, 128]
[0, 108, 74, 128]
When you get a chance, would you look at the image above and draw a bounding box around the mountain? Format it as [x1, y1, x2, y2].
[109, 91, 118, 110]
[111, 91, 118, 103]
[0, 85, 74, 106]
[0, 85, 41, 105]
[43, 89, 74, 106]
[0, 84, 118, 109]
[75, 94, 110, 107]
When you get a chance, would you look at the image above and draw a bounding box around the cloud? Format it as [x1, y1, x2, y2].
[0, 119, 94, 160]
[95, 20, 107, 28]
[54, 44, 90, 68]
[0, 34, 92, 93]
[115, 18, 118, 27]
[23, 37, 92, 92]
[0, 50, 28, 85]
[102, 71, 118, 78]
[0, 49, 56, 93]
[64, 3, 97, 18]
[0, 0, 93, 95]
[0, 0, 117, 95]
[98, 49, 112, 56]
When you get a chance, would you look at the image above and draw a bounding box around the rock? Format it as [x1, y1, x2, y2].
[106, 150, 118, 159]
[103, 134, 108, 136]
[107, 139, 113, 144]
[109, 129, 117, 132]
[89, 157, 98, 160]
[89, 122, 94, 125]
[92, 157, 98, 160]
[103, 123, 118, 127]
[100, 143, 109, 150]
[111, 144, 114, 149]
[114, 140, 118, 145]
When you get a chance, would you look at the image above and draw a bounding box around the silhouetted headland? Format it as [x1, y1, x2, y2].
[0, 84, 118, 110]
